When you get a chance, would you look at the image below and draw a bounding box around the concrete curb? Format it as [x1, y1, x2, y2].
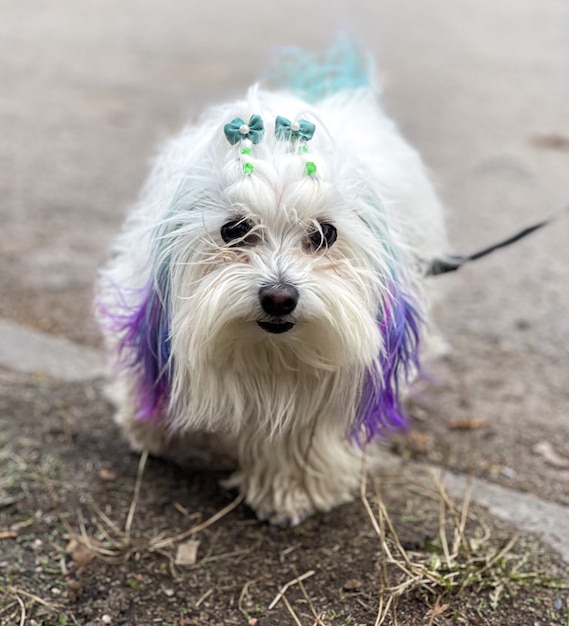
[441, 469, 569, 564]
[378, 451, 569, 564]
[0, 318, 105, 382]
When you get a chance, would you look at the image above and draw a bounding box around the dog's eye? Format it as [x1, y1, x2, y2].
[307, 222, 337, 252]
[220, 219, 257, 246]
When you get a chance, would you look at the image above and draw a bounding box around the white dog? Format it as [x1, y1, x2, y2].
[96, 42, 447, 525]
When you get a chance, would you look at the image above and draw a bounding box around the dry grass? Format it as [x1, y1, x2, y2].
[360, 463, 565, 626]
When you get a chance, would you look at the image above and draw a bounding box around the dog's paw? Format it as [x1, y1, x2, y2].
[118, 415, 172, 457]
[254, 485, 313, 527]
[222, 471, 313, 526]
[223, 470, 351, 526]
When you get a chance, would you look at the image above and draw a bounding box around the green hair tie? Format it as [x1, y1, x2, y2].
[305, 161, 317, 176]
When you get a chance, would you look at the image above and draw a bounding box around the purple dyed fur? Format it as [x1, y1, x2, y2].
[354, 286, 421, 443]
[101, 279, 171, 421]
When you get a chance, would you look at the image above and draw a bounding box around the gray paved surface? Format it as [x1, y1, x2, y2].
[1, 0, 569, 561]
[0, 319, 104, 381]
[442, 467, 569, 564]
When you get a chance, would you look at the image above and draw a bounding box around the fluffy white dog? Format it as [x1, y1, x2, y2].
[97, 42, 447, 525]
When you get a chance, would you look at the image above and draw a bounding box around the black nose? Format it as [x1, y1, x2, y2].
[259, 284, 299, 317]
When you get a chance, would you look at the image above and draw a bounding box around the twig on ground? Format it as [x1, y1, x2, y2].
[89, 498, 124, 537]
[198, 536, 263, 566]
[281, 593, 303, 626]
[238, 579, 258, 619]
[360, 458, 381, 537]
[0, 602, 17, 619]
[149, 493, 245, 551]
[0, 531, 18, 539]
[428, 469, 472, 558]
[476, 534, 520, 581]
[269, 570, 316, 610]
[425, 596, 450, 626]
[195, 588, 213, 608]
[292, 564, 326, 626]
[173, 501, 202, 523]
[7, 586, 61, 611]
[437, 479, 451, 569]
[15, 593, 25, 626]
[125, 449, 148, 544]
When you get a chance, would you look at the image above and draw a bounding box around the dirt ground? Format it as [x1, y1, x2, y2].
[1, 371, 568, 626]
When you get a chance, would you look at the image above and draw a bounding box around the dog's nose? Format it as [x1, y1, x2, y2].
[259, 283, 299, 317]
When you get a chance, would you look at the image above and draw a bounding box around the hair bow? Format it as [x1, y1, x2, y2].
[275, 116, 315, 141]
[224, 115, 265, 145]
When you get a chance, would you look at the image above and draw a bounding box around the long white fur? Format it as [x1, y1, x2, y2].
[98, 85, 447, 525]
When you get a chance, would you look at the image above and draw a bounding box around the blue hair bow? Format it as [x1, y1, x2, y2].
[275, 116, 315, 141]
[224, 115, 265, 145]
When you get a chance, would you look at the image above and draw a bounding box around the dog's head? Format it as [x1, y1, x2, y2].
[108, 96, 422, 439]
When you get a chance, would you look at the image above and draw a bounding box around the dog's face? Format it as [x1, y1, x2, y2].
[164, 148, 387, 376]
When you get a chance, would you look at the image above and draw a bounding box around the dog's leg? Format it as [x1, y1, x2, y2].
[106, 376, 171, 456]
[225, 421, 363, 525]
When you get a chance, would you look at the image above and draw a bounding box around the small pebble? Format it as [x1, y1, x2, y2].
[500, 467, 516, 479]
[98, 468, 117, 481]
[343, 578, 362, 591]
[553, 597, 564, 611]
[102, 615, 112, 624]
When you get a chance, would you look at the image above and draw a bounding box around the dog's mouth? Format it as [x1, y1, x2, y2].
[257, 321, 295, 334]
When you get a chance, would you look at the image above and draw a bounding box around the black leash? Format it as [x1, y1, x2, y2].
[427, 205, 568, 277]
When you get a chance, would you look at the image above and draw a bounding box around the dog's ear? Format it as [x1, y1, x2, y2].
[113, 272, 172, 421]
[354, 285, 421, 443]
